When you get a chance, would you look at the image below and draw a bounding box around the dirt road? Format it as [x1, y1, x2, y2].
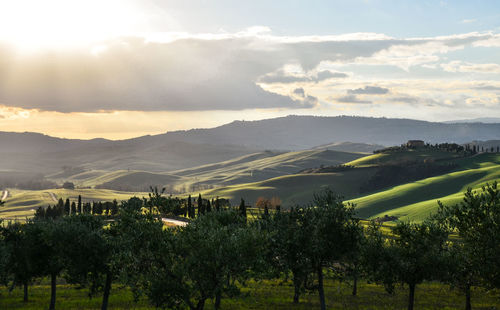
[46, 192, 58, 203]
[1, 190, 8, 201]
[162, 218, 188, 227]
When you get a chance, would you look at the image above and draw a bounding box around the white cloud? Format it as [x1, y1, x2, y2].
[441, 61, 500, 73]
[461, 19, 476, 24]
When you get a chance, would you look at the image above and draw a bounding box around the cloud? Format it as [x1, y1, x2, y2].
[290, 87, 319, 107]
[293, 88, 305, 97]
[0, 29, 498, 113]
[347, 86, 389, 95]
[474, 85, 500, 91]
[336, 95, 371, 104]
[315, 70, 349, 81]
[461, 19, 476, 24]
[389, 96, 420, 104]
[441, 61, 500, 73]
[258, 69, 348, 84]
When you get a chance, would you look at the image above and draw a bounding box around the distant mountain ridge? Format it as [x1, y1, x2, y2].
[1, 115, 500, 175]
[444, 117, 500, 124]
[163, 115, 500, 149]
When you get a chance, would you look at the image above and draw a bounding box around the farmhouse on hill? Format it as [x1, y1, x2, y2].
[406, 140, 425, 148]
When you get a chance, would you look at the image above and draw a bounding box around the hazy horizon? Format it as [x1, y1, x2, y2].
[0, 0, 499, 139]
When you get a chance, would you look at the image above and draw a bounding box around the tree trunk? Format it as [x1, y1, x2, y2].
[194, 298, 206, 310]
[23, 281, 28, 302]
[214, 292, 221, 310]
[49, 272, 57, 310]
[293, 281, 301, 303]
[101, 271, 112, 310]
[317, 266, 326, 310]
[352, 273, 358, 296]
[465, 283, 471, 310]
[408, 283, 416, 310]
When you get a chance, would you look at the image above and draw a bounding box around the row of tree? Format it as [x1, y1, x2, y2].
[1, 183, 500, 310]
[373, 142, 500, 156]
[34, 191, 232, 220]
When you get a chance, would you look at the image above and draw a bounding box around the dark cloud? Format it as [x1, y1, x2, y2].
[293, 88, 305, 97]
[390, 96, 420, 104]
[473, 85, 500, 91]
[0, 31, 494, 112]
[303, 95, 319, 106]
[347, 86, 389, 95]
[336, 95, 371, 104]
[315, 70, 348, 81]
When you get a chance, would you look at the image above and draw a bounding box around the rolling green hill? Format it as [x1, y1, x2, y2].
[56, 149, 365, 193]
[349, 153, 500, 222]
[201, 150, 500, 222]
[201, 168, 377, 206]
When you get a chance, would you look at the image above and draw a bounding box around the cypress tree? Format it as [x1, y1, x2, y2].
[64, 198, 70, 215]
[105, 202, 110, 216]
[215, 196, 220, 211]
[198, 194, 204, 216]
[46, 205, 53, 218]
[94, 202, 102, 215]
[35, 206, 46, 218]
[239, 198, 247, 220]
[77, 195, 82, 213]
[111, 199, 118, 216]
[206, 199, 212, 213]
[96, 202, 102, 215]
[187, 195, 193, 218]
[70, 201, 76, 214]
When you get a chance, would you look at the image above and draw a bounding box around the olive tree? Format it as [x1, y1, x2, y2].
[147, 210, 264, 310]
[434, 182, 500, 309]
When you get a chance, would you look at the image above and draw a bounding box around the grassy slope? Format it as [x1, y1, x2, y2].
[0, 188, 147, 219]
[61, 149, 365, 191]
[201, 168, 377, 206]
[203, 150, 500, 221]
[349, 153, 500, 221]
[347, 148, 464, 167]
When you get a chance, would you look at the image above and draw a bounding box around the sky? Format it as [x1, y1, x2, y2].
[0, 0, 499, 139]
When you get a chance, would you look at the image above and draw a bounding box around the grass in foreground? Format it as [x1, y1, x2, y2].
[1, 279, 498, 310]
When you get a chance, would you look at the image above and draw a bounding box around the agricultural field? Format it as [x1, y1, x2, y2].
[0, 188, 147, 220]
[49, 149, 365, 192]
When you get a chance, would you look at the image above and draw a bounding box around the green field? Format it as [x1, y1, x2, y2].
[1, 279, 498, 310]
[349, 153, 500, 221]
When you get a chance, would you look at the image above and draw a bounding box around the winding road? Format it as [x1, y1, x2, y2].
[1, 190, 8, 201]
[162, 218, 188, 227]
[46, 192, 58, 203]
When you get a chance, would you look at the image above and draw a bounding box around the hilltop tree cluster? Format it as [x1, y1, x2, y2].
[0, 185, 499, 309]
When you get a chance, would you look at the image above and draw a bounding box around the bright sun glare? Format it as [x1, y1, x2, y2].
[0, 0, 143, 51]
